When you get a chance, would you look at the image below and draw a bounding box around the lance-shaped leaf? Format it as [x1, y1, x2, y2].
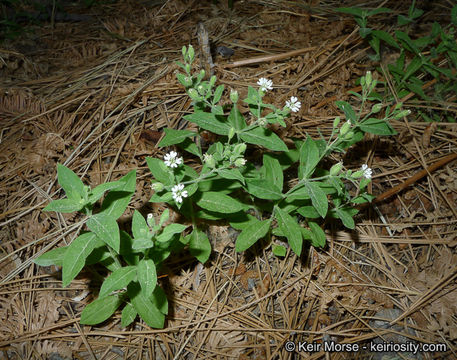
[227, 105, 247, 130]
[275, 207, 303, 256]
[34, 246, 68, 267]
[88, 181, 123, 203]
[235, 218, 271, 252]
[156, 223, 187, 243]
[146, 157, 173, 185]
[245, 179, 283, 200]
[240, 127, 288, 152]
[57, 163, 85, 201]
[121, 303, 137, 328]
[137, 259, 157, 297]
[189, 227, 211, 263]
[100, 170, 136, 219]
[262, 154, 283, 190]
[80, 295, 122, 325]
[43, 199, 84, 213]
[99, 266, 137, 298]
[184, 111, 231, 135]
[158, 128, 197, 147]
[195, 192, 246, 213]
[128, 282, 165, 329]
[87, 212, 121, 253]
[305, 182, 328, 218]
[299, 136, 320, 179]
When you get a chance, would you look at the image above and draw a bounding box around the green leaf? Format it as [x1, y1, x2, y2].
[195, 192, 246, 213]
[245, 179, 283, 200]
[99, 266, 137, 298]
[132, 237, 155, 250]
[275, 207, 302, 256]
[305, 182, 328, 218]
[229, 213, 258, 230]
[272, 244, 287, 257]
[177, 138, 201, 157]
[189, 227, 211, 263]
[452, 5, 457, 26]
[235, 219, 271, 252]
[151, 286, 168, 315]
[297, 206, 320, 219]
[146, 158, 173, 185]
[240, 127, 288, 152]
[156, 223, 187, 242]
[308, 222, 326, 248]
[227, 105, 247, 130]
[100, 170, 136, 219]
[158, 128, 196, 147]
[80, 295, 121, 325]
[88, 181, 122, 203]
[366, 7, 391, 16]
[336, 7, 364, 17]
[57, 163, 85, 201]
[396, 31, 421, 55]
[286, 184, 311, 201]
[43, 199, 84, 213]
[371, 30, 399, 49]
[132, 210, 150, 240]
[299, 136, 320, 179]
[262, 154, 283, 190]
[213, 84, 224, 104]
[402, 56, 423, 81]
[184, 111, 231, 135]
[128, 282, 165, 328]
[137, 259, 157, 297]
[217, 168, 245, 185]
[335, 208, 356, 229]
[121, 303, 137, 327]
[34, 246, 68, 267]
[335, 101, 357, 123]
[359, 118, 397, 136]
[62, 232, 103, 287]
[87, 213, 120, 253]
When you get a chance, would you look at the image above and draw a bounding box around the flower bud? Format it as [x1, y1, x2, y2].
[339, 120, 351, 136]
[344, 130, 354, 140]
[233, 143, 247, 155]
[185, 63, 191, 74]
[182, 46, 187, 59]
[197, 84, 206, 95]
[228, 127, 236, 141]
[230, 90, 239, 103]
[365, 71, 372, 87]
[371, 103, 383, 113]
[188, 88, 200, 100]
[329, 162, 343, 176]
[209, 75, 217, 88]
[394, 109, 411, 119]
[187, 45, 195, 63]
[151, 182, 165, 192]
[199, 69, 206, 78]
[258, 117, 268, 127]
[333, 116, 341, 129]
[234, 158, 246, 167]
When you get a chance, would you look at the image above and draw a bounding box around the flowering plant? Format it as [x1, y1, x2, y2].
[33, 45, 406, 329]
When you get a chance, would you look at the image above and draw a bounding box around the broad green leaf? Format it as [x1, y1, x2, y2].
[99, 266, 137, 298]
[299, 136, 320, 179]
[297, 206, 320, 219]
[137, 259, 157, 296]
[184, 111, 231, 135]
[263, 154, 283, 190]
[245, 179, 283, 200]
[371, 30, 399, 49]
[150, 286, 168, 315]
[132, 237, 155, 250]
[80, 295, 121, 325]
[227, 105, 247, 130]
[158, 209, 169, 228]
[213, 84, 224, 104]
[235, 218, 271, 252]
[359, 118, 397, 135]
[286, 184, 310, 201]
[196, 192, 246, 213]
[240, 127, 288, 152]
[34, 246, 68, 267]
[121, 303, 137, 327]
[275, 207, 302, 256]
[88, 181, 122, 203]
[308, 221, 326, 248]
[87, 213, 120, 253]
[217, 168, 245, 185]
[100, 170, 136, 219]
[305, 182, 328, 218]
[146, 158, 173, 185]
[230, 214, 259, 231]
[396, 31, 421, 55]
[335, 208, 355, 229]
[177, 138, 201, 157]
[57, 163, 85, 201]
[156, 223, 187, 242]
[189, 227, 211, 263]
[158, 128, 196, 147]
[43, 199, 84, 213]
[335, 101, 357, 123]
[402, 56, 423, 81]
[128, 282, 165, 328]
[62, 232, 103, 287]
[132, 210, 150, 240]
[272, 244, 287, 257]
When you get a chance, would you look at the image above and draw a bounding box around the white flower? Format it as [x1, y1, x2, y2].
[172, 184, 188, 203]
[164, 151, 183, 168]
[257, 78, 273, 92]
[286, 96, 301, 112]
[361, 164, 372, 179]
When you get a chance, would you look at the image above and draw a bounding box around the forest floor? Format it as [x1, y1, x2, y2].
[0, 0, 456, 359]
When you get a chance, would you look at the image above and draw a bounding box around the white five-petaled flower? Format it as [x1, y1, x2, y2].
[361, 164, 372, 179]
[172, 184, 188, 204]
[286, 96, 301, 112]
[257, 78, 273, 92]
[164, 151, 183, 168]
